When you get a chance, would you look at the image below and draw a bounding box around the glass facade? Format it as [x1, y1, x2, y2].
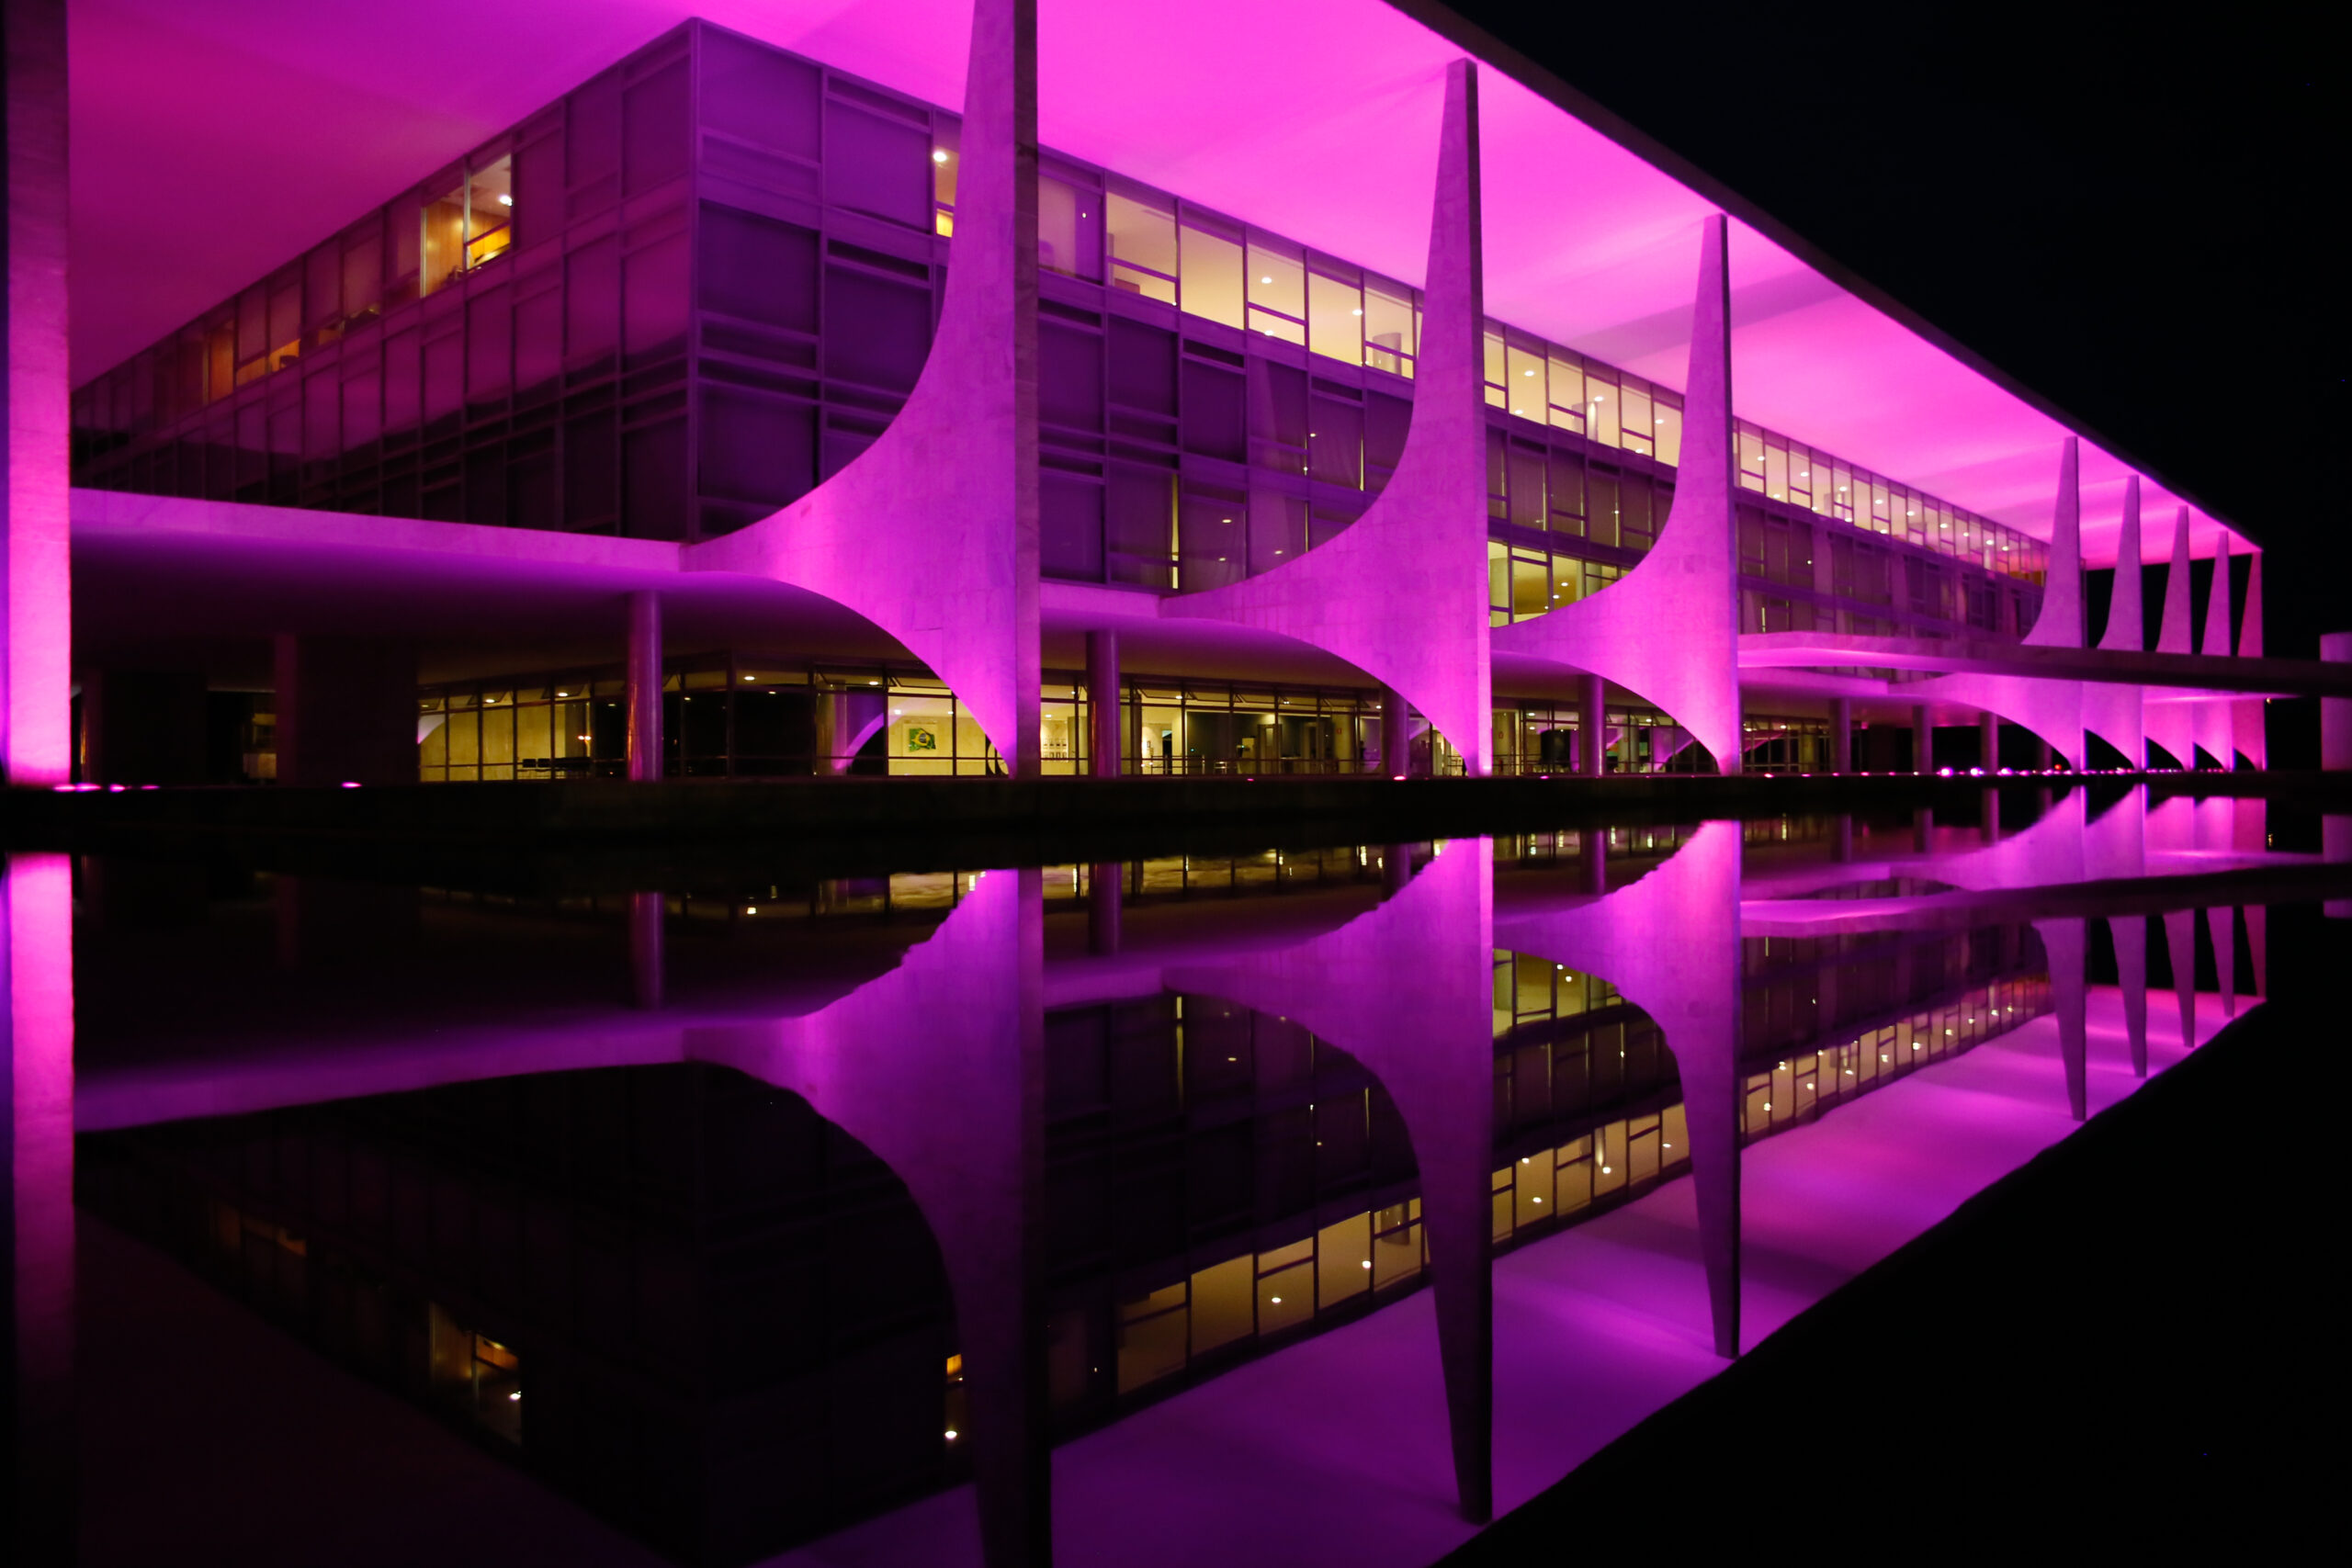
[69, 18, 2041, 642]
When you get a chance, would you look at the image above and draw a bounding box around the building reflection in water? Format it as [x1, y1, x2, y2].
[13, 784, 2349, 1568]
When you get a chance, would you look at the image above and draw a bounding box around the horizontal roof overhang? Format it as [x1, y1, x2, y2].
[71, 0, 2243, 568]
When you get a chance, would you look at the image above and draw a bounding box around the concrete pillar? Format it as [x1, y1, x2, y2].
[1912, 703, 1932, 773]
[1085, 630, 1120, 778]
[1381, 685, 1410, 777]
[1979, 710, 1999, 772]
[1086, 863, 1121, 955]
[1832, 814, 1854, 863]
[1578, 828, 1607, 897]
[1579, 672, 1606, 776]
[1164, 61, 1490, 773]
[6, 0, 74, 786]
[2163, 908, 2198, 1049]
[630, 892, 664, 1010]
[81, 669, 208, 784]
[6, 853, 76, 1564]
[2098, 476, 2145, 654]
[2022, 437, 2084, 648]
[2206, 906, 2235, 1020]
[1912, 807, 1931, 853]
[2146, 507, 2197, 770]
[1828, 697, 1851, 774]
[2321, 632, 2352, 772]
[627, 592, 663, 782]
[274, 636, 417, 787]
[683, 0, 1042, 774]
[2110, 914, 2149, 1077]
[2036, 919, 2088, 1122]
[1980, 788, 2000, 845]
[1494, 216, 1741, 776]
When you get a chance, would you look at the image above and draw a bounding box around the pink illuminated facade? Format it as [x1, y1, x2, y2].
[10, 0, 2344, 789]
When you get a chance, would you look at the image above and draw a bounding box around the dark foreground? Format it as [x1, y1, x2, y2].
[1446, 901, 2340, 1563]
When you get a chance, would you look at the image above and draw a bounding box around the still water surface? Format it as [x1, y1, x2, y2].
[15, 784, 2345, 1566]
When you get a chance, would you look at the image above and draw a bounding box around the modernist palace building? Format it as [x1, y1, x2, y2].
[7, 0, 2336, 793]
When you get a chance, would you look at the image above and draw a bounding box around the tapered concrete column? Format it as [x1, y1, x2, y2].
[1380, 686, 1410, 777]
[1913, 704, 1932, 773]
[2035, 919, 2088, 1121]
[1829, 698, 1852, 774]
[81, 669, 207, 784]
[1086, 863, 1121, 955]
[1497, 217, 1741, 774]
[2023, 438, 2084, 649]
[7, 853, 76, 1565]
[4, 0, 73, 787]
[2232, 554, 2267, 769]
[627, 592, 663, 782]
[1167, 61, 1491, 772]
[629, 892, 664, 1010]
[2163, 908, 2197, 1048]
[1167, 839, 1497, 1520]
[687, 0, 1042, 774]
[2206, 906, 2235, 1019]
[2110, 914, 2149, 1077]
[2194, 536, 2235, 770]
[1085, 630, 1120, 777]
[274, 636, 417, 787]
[2147, 507, 2197, 770]
[2086, 475, 2144, 766]
[1579, 672, 1607, 776]
[1979, 711, 1999, 772]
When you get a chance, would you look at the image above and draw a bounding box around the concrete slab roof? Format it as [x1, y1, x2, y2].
[69, 0, 2244, 567]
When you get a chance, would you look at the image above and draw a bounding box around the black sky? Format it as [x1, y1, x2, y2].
[1432, 0, 2346, 658]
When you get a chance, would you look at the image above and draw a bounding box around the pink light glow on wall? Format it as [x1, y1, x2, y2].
[68, 0, 2242, 562]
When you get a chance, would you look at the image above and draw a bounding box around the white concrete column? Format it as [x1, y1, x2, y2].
[1085, 630, 1120, 778]
[1579, 673, 1606, 776]
[5, 0, 73, 785]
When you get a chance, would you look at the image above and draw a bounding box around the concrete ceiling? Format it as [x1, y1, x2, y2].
[68, 0, 2243, 567]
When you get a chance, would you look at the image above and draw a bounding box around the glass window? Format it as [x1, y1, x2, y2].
[931, 121, 959, 234]
[420, 177, 468, 298]
[1363, 280, 1415, 377]
[466, 155, 514, 271]
[1245, 236, 1305, 342]
[1483, 327, 1506, 409]
[1653, 394, 1681, 468]
[1505, 344, 1544, 419]
[1586, 367, 1619, 447]
[1306, 271, 1362, 366]
[1037, 175, 1102, 281]
[1178, 221, 1243, 329]
[1106, 192, 1177, 304]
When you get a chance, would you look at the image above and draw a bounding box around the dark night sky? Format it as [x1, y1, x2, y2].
[1431, 1, 2346, 663]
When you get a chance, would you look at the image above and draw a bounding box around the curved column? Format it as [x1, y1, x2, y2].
[1164, 838, 1496, 1520]
[2193, 536, 2235, 770]
[1165, 62, 1491, 773]
[2232, 551, 2267, 769]
[687, 0, 1042, 773]
[1495, 217, 1741, 774]
[2033, 919, 2088, 1122]
[2084, 476, 2143, 766]
[2110, 915, 2149, 1077]
[2145, 506, 2197, 769]
[1493, 821, 1744, 1358]
[2162, 907, 2197, 1050]
[691, 868, 1048, 1567]
[1912, 443, 2087, 767]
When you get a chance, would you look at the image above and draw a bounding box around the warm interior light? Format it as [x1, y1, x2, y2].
[932, 149, 949, 163]
[497, 193, 513, 207]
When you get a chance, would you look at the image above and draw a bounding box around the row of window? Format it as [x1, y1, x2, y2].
[74, 19, 2048, 596]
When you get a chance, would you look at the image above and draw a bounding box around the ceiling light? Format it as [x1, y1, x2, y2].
[497, 194, 513, 207]
[933, 149, 949, 163]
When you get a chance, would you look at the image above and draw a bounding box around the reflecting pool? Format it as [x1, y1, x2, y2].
[11, 784, 2349, 1566]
